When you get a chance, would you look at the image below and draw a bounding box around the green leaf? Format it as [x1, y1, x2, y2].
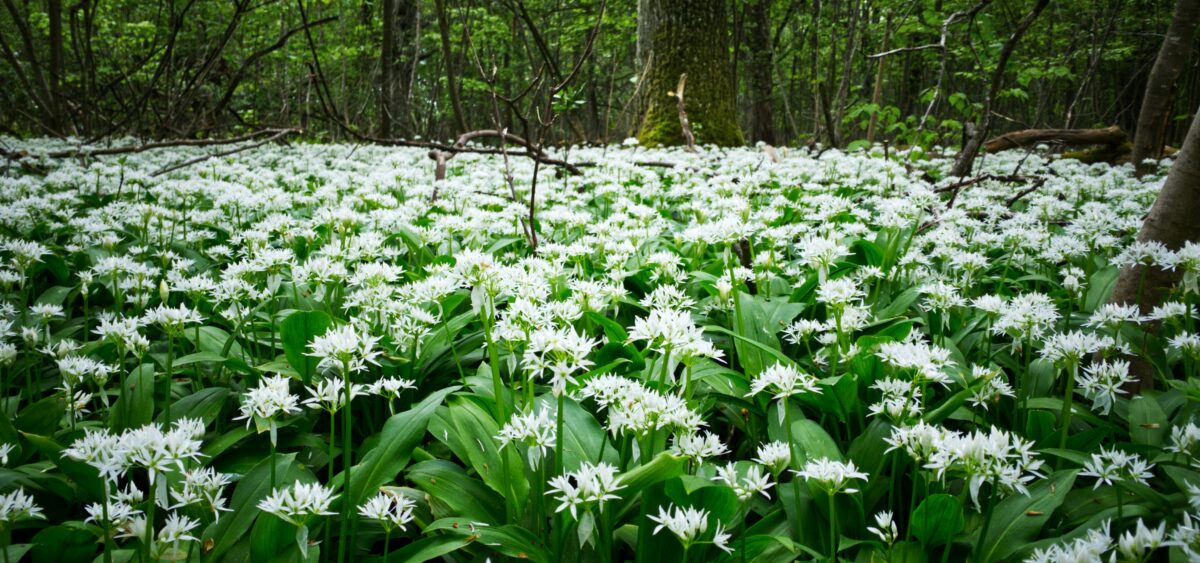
[975, 470, 1077, 563]
[157, 386, 229, 426]
[387, 536, 472, 563]
[172, 351, 228, 367]
[911, 494, 963, 547]
[407, 460, 505, 523]
[29, 525, 95, 563]
[618, 452, 687, 495]
[790, 419, 842, 463]
[1128, 395, 1167, 446]
[336, 385, 456, 508]
[425, 518, 549, 562]
[204, 453, 312, 562]
[1083, 266, 1119, 313]
[534, 395, 618, 470]
[279, 310, 333, 384]
[16, 395, 65, 436]
[110, 364, 155, 431]
[20, 432, 104, 501]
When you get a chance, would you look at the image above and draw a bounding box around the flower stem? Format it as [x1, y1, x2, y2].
[972, 479, 998, 562]
[827, 491, 838, 561]
[1058, 361, 1079, 457]
[338, 362, 353, 563]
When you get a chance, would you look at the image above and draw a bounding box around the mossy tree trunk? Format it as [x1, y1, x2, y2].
[637, 0, 744, 147]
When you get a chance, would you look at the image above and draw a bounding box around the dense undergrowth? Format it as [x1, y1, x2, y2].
[0, 139, 1196, 562]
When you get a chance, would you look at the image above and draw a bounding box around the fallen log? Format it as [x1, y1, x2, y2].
[983, 125, 1126, 152]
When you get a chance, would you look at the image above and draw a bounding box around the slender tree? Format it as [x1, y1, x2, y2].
[1131, 0, 1200, 175]
[746, 0, 776, 144]
[950, 0, 1049, 177]
[637, 0, 744, 147]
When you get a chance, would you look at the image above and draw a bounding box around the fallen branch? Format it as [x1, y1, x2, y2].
[1, 128, 296, 161]
[1005, 178, 1048, 207]
[427, 129, 582, 182]
[934, 173, 1042, 208]
[151, 128, 299, 176]
[983, 125, 1127, 152]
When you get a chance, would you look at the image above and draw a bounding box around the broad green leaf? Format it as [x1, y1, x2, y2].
[911, 494, 963, 547]
[1128, 395, 1167, 446]
[425, 518, 549, 562]
[335, 385, 456, 508]
[1083, 266, 1119, 313]
[110, 364, 155, 431]
[20, 432, 104, 501]
[975, 470, 1077, 563]
[157, 386, 229, 426]
[279, 310, 333, 384]
[204, 453, 312, 562]
[388, 536, 472, 563]
[407, 460, 505, 523]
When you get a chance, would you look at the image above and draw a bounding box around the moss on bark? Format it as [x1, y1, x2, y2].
[637, 0, 744, 148]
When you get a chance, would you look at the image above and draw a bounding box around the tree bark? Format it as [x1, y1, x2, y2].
[746, 0, 775, 144]
[1110, 106, 1200, 389]
[48, 0, 65, 131]
[637, 0, 744, 147]
[866, 11, 892, 144]
[434, 0, 468, 133]
[1131, 0, 1200, 175]
[983, 125, 1127, 152]
[381, 0, 396, 137]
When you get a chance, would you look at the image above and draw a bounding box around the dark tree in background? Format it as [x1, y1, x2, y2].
[1131, 0, 1200, 175]
[637, 0, 743, 147]
[0, 0, 1196, 156]
[745, 0, 775, 145]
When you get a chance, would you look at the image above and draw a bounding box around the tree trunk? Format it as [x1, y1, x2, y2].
[380, 0, 396, 137]
[636, 0, 655, 69]
[866, 11, 891, 144]
[949, 0, 1049, 178]
[48, 0, 65, 131]
[831, 0, 863, 147]
[637, 0, 744, 147]
[1131, 0, 1200, 175]
[434, 0, 468, 133]
[1110, 106, 1200, 389]
[746, 0, 775, 144]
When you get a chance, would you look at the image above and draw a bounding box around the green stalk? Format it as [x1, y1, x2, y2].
[481, 305, 506, 422]
[338, 361, 353, 563]
[828, 492, 838, 562]
[383, 528, 391, 563]
[972, 480, 998, 563]
[783, 401, 803, 541]
[324, 411, 336, 562]
[1057, 361, 1079, 457]
[101, 483, 114, 563]
[145, 478, 157, 563]
[164, 334, 174, 422]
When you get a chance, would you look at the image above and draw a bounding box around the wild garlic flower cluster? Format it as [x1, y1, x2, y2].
[63, 419, 206, 485]
[580, 374, 704, 436]
[358, 491, 416, 532]
[497, 407, 557, 468]
[920, 427, 1045, 510]
[648, 504, 732, 553]
[545, 462, 625, 519]
[257, 482, 338, 526]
